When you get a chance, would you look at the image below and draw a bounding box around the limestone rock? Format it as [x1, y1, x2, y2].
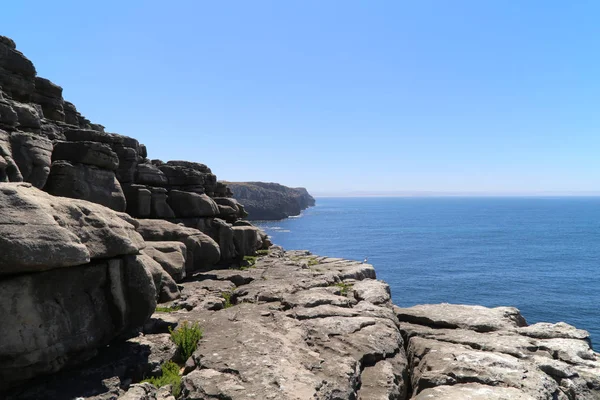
[167, 189, 219, 218]
[0, 183, 144, 275]
[136, 162, 168, 186]
[0, 255, 156, 391]
[394, 303, 527, 332]
[137, 253, 181, 303]
[136, 219, 220, 272]
[143, 241, 187, 282]
[232, 225, 265, 256]
[397, 303, 600, 399]
[52, 140, 119, 171]
[9, 132, 52, 188]
[45, 160, 127, 212]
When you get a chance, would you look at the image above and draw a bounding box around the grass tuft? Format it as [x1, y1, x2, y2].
[155, 305, 182, 313]
[222, 292, 234, 308]
[142, 361, 181, 397]
[307, 257, 319, 266]
[169, 321, 203, 361]
[335, 282, 353, 296]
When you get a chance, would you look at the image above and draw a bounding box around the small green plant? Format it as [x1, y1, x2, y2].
[307, 257, 319, 266]
[169, 321, 203, 361]
[243, 255, 257, 266]
[335, 282, 353, 296]
[222, 291, 234, 308]
[142, 361, 182, 397]
[155, 305, 182, 313]
[256, 249, 269, 256]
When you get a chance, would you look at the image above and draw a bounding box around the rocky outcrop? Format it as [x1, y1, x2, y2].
[0, 35, 273, 393]
[0, 36, 262, 266]
[0, 183, 157, 391]
[6, 250, 598, 400]
[396, 303, 600, 399]
[224, 181, 315, 220]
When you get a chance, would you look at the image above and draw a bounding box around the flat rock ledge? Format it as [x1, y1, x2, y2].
[6, 248, 600, 400]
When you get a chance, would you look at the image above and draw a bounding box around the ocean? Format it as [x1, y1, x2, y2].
[256, 197, 600, 348]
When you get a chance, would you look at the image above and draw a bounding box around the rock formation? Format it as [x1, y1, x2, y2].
[0, 35, 270, 393]
[224, 181, 316, 220]
[1, 35, 599, 400]
[4, 250, 599, 399]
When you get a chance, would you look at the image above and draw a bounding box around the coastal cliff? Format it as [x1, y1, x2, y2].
[224, 181, 315, 220]
[1, 36, 599, 400]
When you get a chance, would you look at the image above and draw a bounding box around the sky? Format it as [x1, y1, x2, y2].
[3, 1, 600, 195]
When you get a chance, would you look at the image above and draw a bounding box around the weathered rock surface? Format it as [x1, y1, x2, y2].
[143, 241, 187, 282]
[0, 254, 157, 391]
[396, 303, 600, 399]
[225, 181, 315, 220]
[5, 250, 600, 400]
[136, 219, 220, 273]
[45, 160, 127, 211]
[0, 182, 143, 275]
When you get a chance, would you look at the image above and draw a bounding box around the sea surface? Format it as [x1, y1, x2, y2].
[256, 197, 600, 349]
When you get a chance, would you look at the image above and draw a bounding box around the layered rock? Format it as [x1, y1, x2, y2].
[5, 249, 600, 399]
[0, 35, 267, 267]
[0, 183, 157, 391]
[396, 303, 600, 399]
[225, 181, 315, 220]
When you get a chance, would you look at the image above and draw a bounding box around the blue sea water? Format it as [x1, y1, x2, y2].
[256, 197, 600, 349]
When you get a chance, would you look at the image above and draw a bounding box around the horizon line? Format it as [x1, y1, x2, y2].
[311, 191, 600, 198]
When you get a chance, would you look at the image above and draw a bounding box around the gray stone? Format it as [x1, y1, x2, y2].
[45, 160, 127, 212]
[137, 219, 220, 273]
[143, 241, 187, 282]
[9, 131, 52, 188]
[0, 183, 144, 275]
[167, 189, 219, 218]
[0, 255, 156, 391]
[232, 225, 264, 256]
[52, 140, 119, 171]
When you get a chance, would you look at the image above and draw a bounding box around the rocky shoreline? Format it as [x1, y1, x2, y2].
[1, 35, 599, 400]
[5, 249, 600, 399]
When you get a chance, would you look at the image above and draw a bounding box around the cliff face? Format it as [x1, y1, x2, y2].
[224, 181, 316, 220]
[0, 35, 270, 392]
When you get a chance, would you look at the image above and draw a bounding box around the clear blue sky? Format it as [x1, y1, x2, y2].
[4, 1, 600, 195]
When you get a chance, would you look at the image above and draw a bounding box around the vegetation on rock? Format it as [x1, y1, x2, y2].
[169, 321, 203, 361]
[141, 361, 181, 397]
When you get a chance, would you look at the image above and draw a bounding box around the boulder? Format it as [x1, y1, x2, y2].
[0, 183, 144, 275]
[143, 241, 187, 282]
[136, 219, 220, 273]
[232, 225, 264, 256]
[52, 140, 119, 171]
[45, 160, 127, 212]
[167, 190, 219, 218]
[0, 254, 156, 391]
